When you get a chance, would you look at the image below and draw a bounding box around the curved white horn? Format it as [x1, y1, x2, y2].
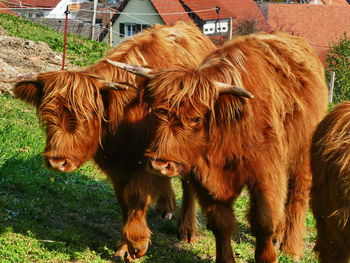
[215, 81, 254, 99]
[106, 59, 156, 79]
[100, 81, 135, 91]
[0, 73, 38, 83]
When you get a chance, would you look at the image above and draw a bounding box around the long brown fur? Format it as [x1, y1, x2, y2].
[13, 21, 216, 261]
[311, 101, 350, 263]
[143, 32, 328, 263]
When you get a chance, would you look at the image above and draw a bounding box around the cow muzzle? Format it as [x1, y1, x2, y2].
[45, 157, 78, 172]
[149, 158, 184, 177]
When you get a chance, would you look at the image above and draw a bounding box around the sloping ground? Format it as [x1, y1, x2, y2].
[0, 26, 74, 92]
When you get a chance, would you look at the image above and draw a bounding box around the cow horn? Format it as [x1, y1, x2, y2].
[100, 81, 135, 91]
[0, 73, 38, 83]
[215, 82, 254, 99]
[106, 59, 156, 79]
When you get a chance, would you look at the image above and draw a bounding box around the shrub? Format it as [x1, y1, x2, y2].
[326, 33, 350, 103]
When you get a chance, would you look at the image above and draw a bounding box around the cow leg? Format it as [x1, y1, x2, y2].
[108, 175, 136, 262]
[177, 177, 197, 243]
[154, 176, 176, 220]
[192, 178, 236, 263]
[280, 161, 311, 259]
[315, 220, 350, 263]
[248, 179, 286, 263]
[112, 172, 153, 261]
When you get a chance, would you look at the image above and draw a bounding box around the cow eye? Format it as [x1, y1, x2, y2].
[154, 108, 169, 116]
[189, 117, 201, 125]
[62, 108, 77, 132]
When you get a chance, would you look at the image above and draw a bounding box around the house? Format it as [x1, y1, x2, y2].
[100, 0, 192, 45]
[3, 0, 62, 18]
[180, 0, 270, 45]
[100, 0, 269, 46]
[3, 0, 120, 40]
[0, 1, 17, 15]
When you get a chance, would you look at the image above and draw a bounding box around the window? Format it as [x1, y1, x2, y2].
[203, 23, 215, 35]
[203, 20, 229, 35]
[120, 23, 151, 37]
[28, 13, 32, 18]
[216, 21, 229, 33]
[95, 18, 103, 27]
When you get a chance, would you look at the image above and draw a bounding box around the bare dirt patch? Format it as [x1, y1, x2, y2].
[0, 26, 75, 92]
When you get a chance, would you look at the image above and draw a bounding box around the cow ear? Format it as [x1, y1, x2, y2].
[14, 80, 44, 107]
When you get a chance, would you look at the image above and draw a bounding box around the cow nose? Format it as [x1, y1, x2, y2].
[150, 159, 183, 177]
[48, 158, 68, 172]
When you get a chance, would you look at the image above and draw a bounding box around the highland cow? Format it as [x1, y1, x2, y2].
[311, 101, 350, 263]
[12, 21, 215, 261]
[112, 32, 329, 262]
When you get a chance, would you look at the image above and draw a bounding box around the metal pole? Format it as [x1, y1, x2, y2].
[91, 0, 98, 40]
[216, 6, 222, 46]
[62, 5, 70, 70]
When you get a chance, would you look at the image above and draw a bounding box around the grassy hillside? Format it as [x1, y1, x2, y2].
[0, 14, 109, 66]
[0, 14, 318, 263]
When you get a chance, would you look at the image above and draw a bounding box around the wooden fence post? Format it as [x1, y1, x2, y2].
[328, 71, 335, 103]
[109, 21, 113, 46]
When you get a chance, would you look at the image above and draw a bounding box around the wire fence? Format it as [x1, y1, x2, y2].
[0, 1, 224, 44]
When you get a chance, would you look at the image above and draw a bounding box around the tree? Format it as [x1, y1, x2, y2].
[326, 33, 350, 103]
[234, 18, 258, 36]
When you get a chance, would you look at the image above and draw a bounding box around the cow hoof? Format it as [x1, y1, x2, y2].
[177, 229, 196, 243]
[134, 243, 149, 258]
[113, 244, 134, 262]
[162, 212, 173, 220]
[155, 197, 175, 221]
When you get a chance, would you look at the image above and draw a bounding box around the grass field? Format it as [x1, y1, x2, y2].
[0, 93, 319, 263]
[0, 13, 320, 263]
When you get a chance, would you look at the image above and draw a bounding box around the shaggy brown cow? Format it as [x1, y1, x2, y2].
[12, 21, 216, 261]
[311, 101, 350, 263]
[113, 32, 329, 262]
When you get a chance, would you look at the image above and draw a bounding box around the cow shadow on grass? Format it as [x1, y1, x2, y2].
[0, 155, 215, 262]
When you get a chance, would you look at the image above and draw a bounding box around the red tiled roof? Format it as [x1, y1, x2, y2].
[3, 0, 60, 8]
[220, 0, 270, 31]
[181, 0, 233, 20]
[151, 0, 191, 24]
[180, 0, 270, 31]
[0, 1, 18, 15]
[322, 0, 349, 5]
[268, 4, 350, 61]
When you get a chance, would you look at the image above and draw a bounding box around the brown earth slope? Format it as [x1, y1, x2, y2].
[0, 26, 74, 92]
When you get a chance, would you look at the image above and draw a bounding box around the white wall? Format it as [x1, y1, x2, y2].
[46, 0, 91, 19]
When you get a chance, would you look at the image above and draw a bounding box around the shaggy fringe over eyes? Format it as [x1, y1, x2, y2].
[148, 66, 219, 117]
[315, 102, 350, 173]
[38, 71, 105, 131]
[147, 54, 246, 125]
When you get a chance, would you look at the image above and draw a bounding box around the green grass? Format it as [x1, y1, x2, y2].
[0, 15, 319, 262]
[0, 94, 319, 262]
[0, 14, 110, 66]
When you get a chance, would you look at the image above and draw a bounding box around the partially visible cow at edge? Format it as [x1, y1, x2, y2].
[12, 21, 216, 261]
[311, 101, 350, 263]
[113, 32, 329, 262]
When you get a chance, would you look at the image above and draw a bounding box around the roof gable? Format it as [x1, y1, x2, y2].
[151, 0, 191, 24]
[4, 0, 61, 8]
